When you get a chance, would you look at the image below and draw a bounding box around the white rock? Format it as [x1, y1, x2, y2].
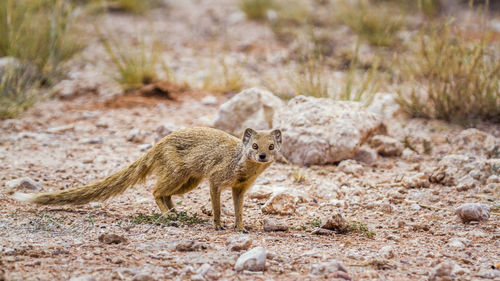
[370, 135, 403, 157]
[456, 175, 479, 191]
[0, 57, 21, 71]
[227, 236, 252, 252]
[379, 246, 395, 259]
[196, 263, 218, 280]
[338, 160, 364, 176]
[139, 143, 153, 152]
[452, 128, 498, 157]
[261, 192, 296, 215]
[455, 203, 490, 223]
[263, 218, 288, 232]
[127, 129, 144, 143]
[234, 247, 266, 272]
[367, 92, 401, 119]
[200, 95, 218, 106]
[353, 145, 378, 164]
[79, 137, 103, 144]
[155, 124, 181, 143]
[402, 173, 430, 189]
[430, 261, 468, 281]
[69, 275, 96, 281]
[52, 70, 121, 99]
[310, 260, 347, 275]
[5, 177, 42, 191]
[273, 96, 382, 165]
[410, 203, 421, 211]
[447, 237, 470, 248]
[214, 88, 284, 136]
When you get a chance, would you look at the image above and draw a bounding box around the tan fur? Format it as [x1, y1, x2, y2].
[14, 127, 282, 231]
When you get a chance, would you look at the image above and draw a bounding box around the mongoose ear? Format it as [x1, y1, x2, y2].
[271, 129, 282, 149]
[242, 128, 257, 145]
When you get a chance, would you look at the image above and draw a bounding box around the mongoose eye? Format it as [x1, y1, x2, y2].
[269, 144, 274, 150]
[252, 143, 258, 150]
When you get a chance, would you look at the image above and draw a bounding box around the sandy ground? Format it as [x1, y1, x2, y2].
[1, 1, 500, 280]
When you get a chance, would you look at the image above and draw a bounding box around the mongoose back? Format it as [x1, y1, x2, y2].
[13, 127, 282, 231]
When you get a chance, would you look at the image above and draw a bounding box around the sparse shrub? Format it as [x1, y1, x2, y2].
[336, 0, 404, 47]
[131, 211, 207, 226]
[397, 24, 500, 123]
[292, 42, 379, 105]
[203, 59, 244, 94]
[239, 0, 276, 20]
[0, 64, 40, 119]
[346, 220, 376, 238]
[100, 33, 160, 90]
[0, 0, 85, 78]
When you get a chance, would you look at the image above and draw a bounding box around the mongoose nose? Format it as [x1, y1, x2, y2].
[259, 153, 266, 160]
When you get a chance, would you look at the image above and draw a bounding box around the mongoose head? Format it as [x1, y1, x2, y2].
[242, 128, 282, 163]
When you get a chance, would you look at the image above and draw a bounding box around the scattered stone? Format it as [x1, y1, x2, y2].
[447, 237, 470, 248]
[379, 203, 393, 214]
[429, 261, 467, 281]
[456, 175, 479, 191]
[132, 273, 156, 281]
[80, 137, 103, 144]
[214, 88, 284, 136]
[311, 228, 335, 236]
[201, 95, 218, 106]
[402, 173, 430, 188]
[69, 275, 96, 281]
[327, 271, 352, 280]
[5, 177, 42, 191]
[234, 247, 267, 272]
[47, 124, 75, 133]
[127, 129, 145, 143]
[353, 145, 378, 164]
[401, 148, 421, 162]
[174, 240, 207, 252]
[476, 270, 500, 279]
[410, 203, 421, 211]
[227, 236, 252, 252]
[273, 95, 382, 165]
[321, 213, 348, 233]
[452, 128, 498, 158]
[195, 263, 219, 280]
[487, 175, 500, 184]
[263, 218, 288, 232]
[455, 203, 490, 223]
[338, 160, 364, 176]
[310, 260, 347, 275]
[138, 143, 153, 152]
[367, 92, 401, 119]
[0, 57, 21, 71]
[261, 192, 296, 215]
[155, 124, 180, 143]
[52, 70, 121, 99]
[369, 135, 403, 157]
[379, 246, 395, 259]
[98, 233, 127, 244]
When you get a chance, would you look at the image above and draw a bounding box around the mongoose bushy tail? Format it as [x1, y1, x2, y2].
[13, 149, 156, 205]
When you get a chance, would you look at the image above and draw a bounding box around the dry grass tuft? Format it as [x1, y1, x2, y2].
[0, 64, 40, 119]
[238, 0, 276, 20]
[100, 32, 160, 90]
[397, 23, 500, 123]
[335, 0, 404, 47]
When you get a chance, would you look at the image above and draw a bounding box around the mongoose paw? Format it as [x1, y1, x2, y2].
[234, 226, 248, 233]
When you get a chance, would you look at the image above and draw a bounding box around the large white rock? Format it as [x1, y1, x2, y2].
[274, 96, 382, 165]
[234, 247, 267, 272]
[213, 88, 284, 136]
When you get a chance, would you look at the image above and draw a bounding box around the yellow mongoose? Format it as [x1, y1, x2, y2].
[13, 127, 282, 231]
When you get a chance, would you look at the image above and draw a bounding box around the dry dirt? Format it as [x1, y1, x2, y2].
[1, 1, 500, 281]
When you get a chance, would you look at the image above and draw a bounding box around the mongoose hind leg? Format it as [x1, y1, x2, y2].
[153, 173, 189, 213]
[155, 195, 175, 213]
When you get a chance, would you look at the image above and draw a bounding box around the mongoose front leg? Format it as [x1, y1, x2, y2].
[210, 184, 224, 230]
[232, 187, 247, 233]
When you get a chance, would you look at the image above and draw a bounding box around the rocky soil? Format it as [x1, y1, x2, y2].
[1, 1, 500, 280]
